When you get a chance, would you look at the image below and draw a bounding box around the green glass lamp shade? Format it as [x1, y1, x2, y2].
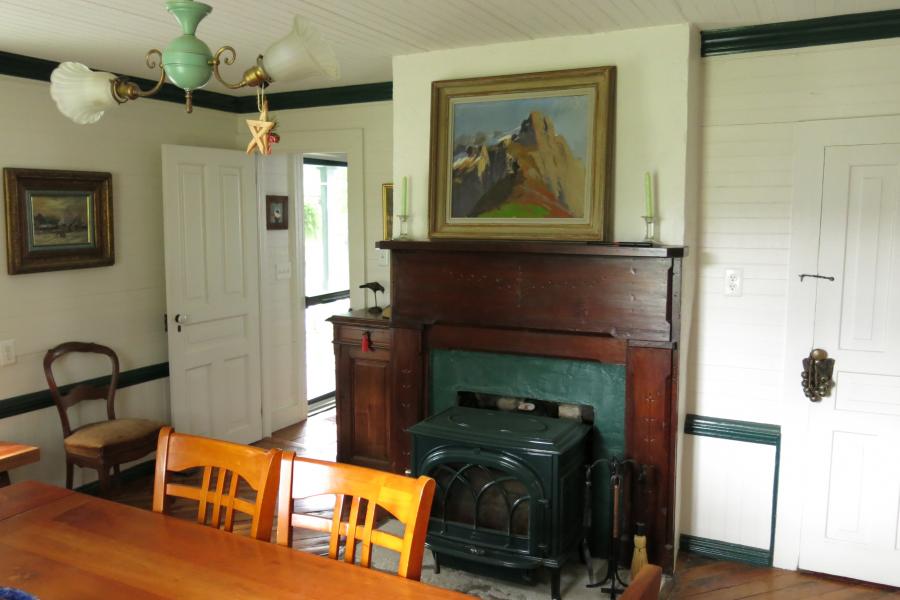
[162, 0, 214, 91]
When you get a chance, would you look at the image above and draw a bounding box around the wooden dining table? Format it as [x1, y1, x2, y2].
[0, 481, 473, 599]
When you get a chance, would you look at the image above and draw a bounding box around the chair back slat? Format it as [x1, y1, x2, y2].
[152, 427, 280, 541]
[276, 453, 436, 580]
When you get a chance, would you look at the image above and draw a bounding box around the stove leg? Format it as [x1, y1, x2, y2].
[550, 567, 561, 600]
[432, 550, 441, 574]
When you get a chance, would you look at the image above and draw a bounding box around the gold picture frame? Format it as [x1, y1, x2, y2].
[428, 66, 616, 240]
[4, 168, 114, 274]
[381, 183, 393, 240]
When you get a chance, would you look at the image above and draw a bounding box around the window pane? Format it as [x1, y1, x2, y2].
[303, 164, 348, 297]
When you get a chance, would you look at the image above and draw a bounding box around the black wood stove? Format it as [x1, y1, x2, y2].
[409, 406, 590, 600]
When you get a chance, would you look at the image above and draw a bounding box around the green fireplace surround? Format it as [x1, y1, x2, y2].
[430, 348, 626, 555]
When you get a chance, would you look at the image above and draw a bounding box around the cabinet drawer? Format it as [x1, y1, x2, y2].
[335, 325, 391, 349]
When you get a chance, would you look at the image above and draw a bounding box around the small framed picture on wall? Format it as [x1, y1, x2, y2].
[266, 195, 288, 230]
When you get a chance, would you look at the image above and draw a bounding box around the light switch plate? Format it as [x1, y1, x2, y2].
[0, 339, 16, 366]
[377, 249, 389, 267]
[275, 262, 292, 280]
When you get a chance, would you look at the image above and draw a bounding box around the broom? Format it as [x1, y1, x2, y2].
[631, 521, 649, 579]
[630, 465, 650, 579]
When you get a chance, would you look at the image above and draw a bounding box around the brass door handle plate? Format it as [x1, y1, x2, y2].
[801, 348, 835, 402]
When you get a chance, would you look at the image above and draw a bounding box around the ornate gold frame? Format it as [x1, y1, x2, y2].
[3, 168, 114, 274]
[381, 183, 394, 240]
[428, 66, 616, 240]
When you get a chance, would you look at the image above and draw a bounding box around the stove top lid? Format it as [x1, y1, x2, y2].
[408, 406, 590, 452]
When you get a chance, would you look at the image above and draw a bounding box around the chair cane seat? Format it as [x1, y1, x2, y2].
[65, 419, 164, 451]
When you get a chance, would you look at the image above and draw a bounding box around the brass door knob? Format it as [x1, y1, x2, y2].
[801, 348, 835, 402]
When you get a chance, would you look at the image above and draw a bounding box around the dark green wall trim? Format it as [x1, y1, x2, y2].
[303, 157, 349, 168]
[0, 50, 392, 113]
[680, 534, 772, 567]
[0, 362, 170, 420]
[237, 81, 393, 113]
[702, 9, 900, 56]
[684, 414, 780, 446]
[76, 459, 156, 496]
[0, 50, 240, 113]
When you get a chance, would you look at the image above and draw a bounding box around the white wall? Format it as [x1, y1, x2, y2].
[243, 102, 392, 432]
[242, 101, 393, 308]
[393, 24, 694, 244]
[0, 75, 237, 487]
[683, 37, 900, 566]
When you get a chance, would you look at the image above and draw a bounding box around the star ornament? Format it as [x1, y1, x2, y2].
[246, 118, 275, 156]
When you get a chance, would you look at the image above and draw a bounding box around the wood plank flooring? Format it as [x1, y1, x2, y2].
[670, 553, 899, 599]
[103, 408, 899, 599]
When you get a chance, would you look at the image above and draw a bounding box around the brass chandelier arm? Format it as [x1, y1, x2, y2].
[112, 49, 166, 102]
[211, 46, 271, 89]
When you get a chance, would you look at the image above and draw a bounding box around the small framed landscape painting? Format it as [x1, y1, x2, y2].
[428, 66, 616, 240]
[3, 168, 114, 274]
[266, 195, 288, 230]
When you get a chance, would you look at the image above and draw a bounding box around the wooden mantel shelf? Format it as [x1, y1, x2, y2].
[377, 239, 685, 258]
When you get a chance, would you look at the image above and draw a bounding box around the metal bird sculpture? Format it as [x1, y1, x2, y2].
[359, 281, 385, 315]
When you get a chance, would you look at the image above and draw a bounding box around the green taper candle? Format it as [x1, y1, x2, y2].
[644, 171, 654, 219]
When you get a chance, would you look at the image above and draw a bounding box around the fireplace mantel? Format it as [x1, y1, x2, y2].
[373, 239, 685, 572]
[379, 239, 685, 258]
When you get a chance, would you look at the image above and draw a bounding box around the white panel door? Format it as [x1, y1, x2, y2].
[162, 145, 263, 445]
[799, 144, 900, 585]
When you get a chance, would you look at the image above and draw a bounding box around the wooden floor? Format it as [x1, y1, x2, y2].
[105, 408, 898, 599]
[669, 552, 898, 599]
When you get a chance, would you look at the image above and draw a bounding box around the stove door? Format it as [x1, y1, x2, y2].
[418, 446, 550, 564]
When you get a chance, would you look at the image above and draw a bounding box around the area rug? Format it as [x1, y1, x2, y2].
[370, 520, 634, 600]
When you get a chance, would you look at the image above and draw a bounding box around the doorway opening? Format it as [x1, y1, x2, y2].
[302, 155, 350, 414]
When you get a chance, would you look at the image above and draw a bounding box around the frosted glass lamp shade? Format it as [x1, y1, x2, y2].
[261, 16, 340, 82]
[50, 62, 118, 124]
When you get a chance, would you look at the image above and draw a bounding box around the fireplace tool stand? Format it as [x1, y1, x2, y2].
[582, 457, 642, 600]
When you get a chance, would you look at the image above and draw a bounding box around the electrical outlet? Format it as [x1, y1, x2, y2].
[724, 268, 743, 297]
[0, 339, 16, 366]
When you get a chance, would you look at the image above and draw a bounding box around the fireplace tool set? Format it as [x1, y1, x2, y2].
[582, 457, 653, 600]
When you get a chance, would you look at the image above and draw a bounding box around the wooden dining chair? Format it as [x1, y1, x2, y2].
[276, 453, 436, 581]
[152, 427, 281, 541]
[44, 341, 165, 493]
[621, 564, 663, 600]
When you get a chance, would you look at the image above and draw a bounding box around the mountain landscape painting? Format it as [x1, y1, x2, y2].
[449, 92, 593, 221]
[429, 67, 615, 240]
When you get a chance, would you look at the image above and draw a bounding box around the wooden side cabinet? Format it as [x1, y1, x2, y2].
[328, 311, 421, 473]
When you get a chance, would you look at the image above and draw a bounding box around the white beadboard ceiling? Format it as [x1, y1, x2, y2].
[3, 0, 900, 95]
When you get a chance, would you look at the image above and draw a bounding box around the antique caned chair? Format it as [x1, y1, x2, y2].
[44, 341, 164, 493]
[276, 453, 436, 580]
[152, 426, 280, 540]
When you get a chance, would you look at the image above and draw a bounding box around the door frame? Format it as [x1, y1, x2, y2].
[262, 128, 365, 435]
[775, 115, 900, 569]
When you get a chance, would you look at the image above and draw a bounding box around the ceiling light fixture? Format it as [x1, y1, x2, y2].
[49, 0, 339, 124]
